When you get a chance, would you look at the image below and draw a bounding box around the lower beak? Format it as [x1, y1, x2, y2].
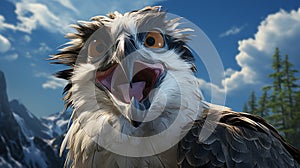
[128, 97, 147, 127]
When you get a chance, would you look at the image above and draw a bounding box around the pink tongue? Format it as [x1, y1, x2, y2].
[117, 82, 146, 103]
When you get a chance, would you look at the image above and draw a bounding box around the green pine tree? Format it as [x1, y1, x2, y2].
[293, 91, 300, 148]
[257, 89, 269, 117]
[243, 103, 249, 113]
[282, 54, 299, 117]
[281, 54, 300, 145]
[267, 48, 286, 132]
[247, 91, 258, 115]
[242, 48, 300, 147]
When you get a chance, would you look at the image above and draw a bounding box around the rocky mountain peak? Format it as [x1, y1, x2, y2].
[0, 70, 67, 167]
[0, 70, 10, 115]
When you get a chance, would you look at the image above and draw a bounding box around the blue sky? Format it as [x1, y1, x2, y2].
[0, 0, 300, 117]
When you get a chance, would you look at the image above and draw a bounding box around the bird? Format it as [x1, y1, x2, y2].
[51, 6, 300, 168]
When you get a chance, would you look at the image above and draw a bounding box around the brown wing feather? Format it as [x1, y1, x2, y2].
[177, 109, 300, 168]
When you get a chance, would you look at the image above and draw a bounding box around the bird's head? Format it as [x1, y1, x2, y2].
[53, 6, 204, 139]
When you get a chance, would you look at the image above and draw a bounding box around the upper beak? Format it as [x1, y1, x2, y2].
[117, 36, 138, 86]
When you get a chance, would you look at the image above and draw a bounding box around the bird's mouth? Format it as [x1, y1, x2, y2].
[95, 61, 165, 105]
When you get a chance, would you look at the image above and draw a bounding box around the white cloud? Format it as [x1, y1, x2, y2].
[24, 43, 51, 59]
[35, 72, 67, 90]
[198, 79, 226, 95]
[34, 72, 49, 78]
[0, 0, 165, 34]
[213, 8, 300, 94]
[42, 76, 68, 90]
[198, 8, 300, 102]
[24, 35, 31, 42]
[54, 0, 78, 13]
[25, 51, 32, 58]
[0, 2, 70, 34]
[2, 53, 19, 61]
[14, 2, 66, 34]
[220, 25, 245, 37]
[34, 42, 51, 53]
[0, 15, 16, 30]
[0, 34, 11, 53]
[224, 68, 235, 77]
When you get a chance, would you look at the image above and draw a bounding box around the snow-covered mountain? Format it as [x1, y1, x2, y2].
[0, 70, 70, 168]
[41, 109, 71, 138]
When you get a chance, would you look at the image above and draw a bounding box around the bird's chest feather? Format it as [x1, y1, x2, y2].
[94, 145, 178, 168]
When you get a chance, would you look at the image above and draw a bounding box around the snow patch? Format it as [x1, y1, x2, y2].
[13, 113, 32, 138]
[0, 157, 13, 168]
[57, 119, 68, 128]
[3, 144, 23, 168]
[21, 137, 47, 168]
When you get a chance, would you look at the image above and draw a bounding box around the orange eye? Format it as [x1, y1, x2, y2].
[88, 39, 106, 57]
[144, 31, 165, 48]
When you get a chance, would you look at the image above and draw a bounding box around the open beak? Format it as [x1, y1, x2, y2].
[95, 36, 166, 127]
